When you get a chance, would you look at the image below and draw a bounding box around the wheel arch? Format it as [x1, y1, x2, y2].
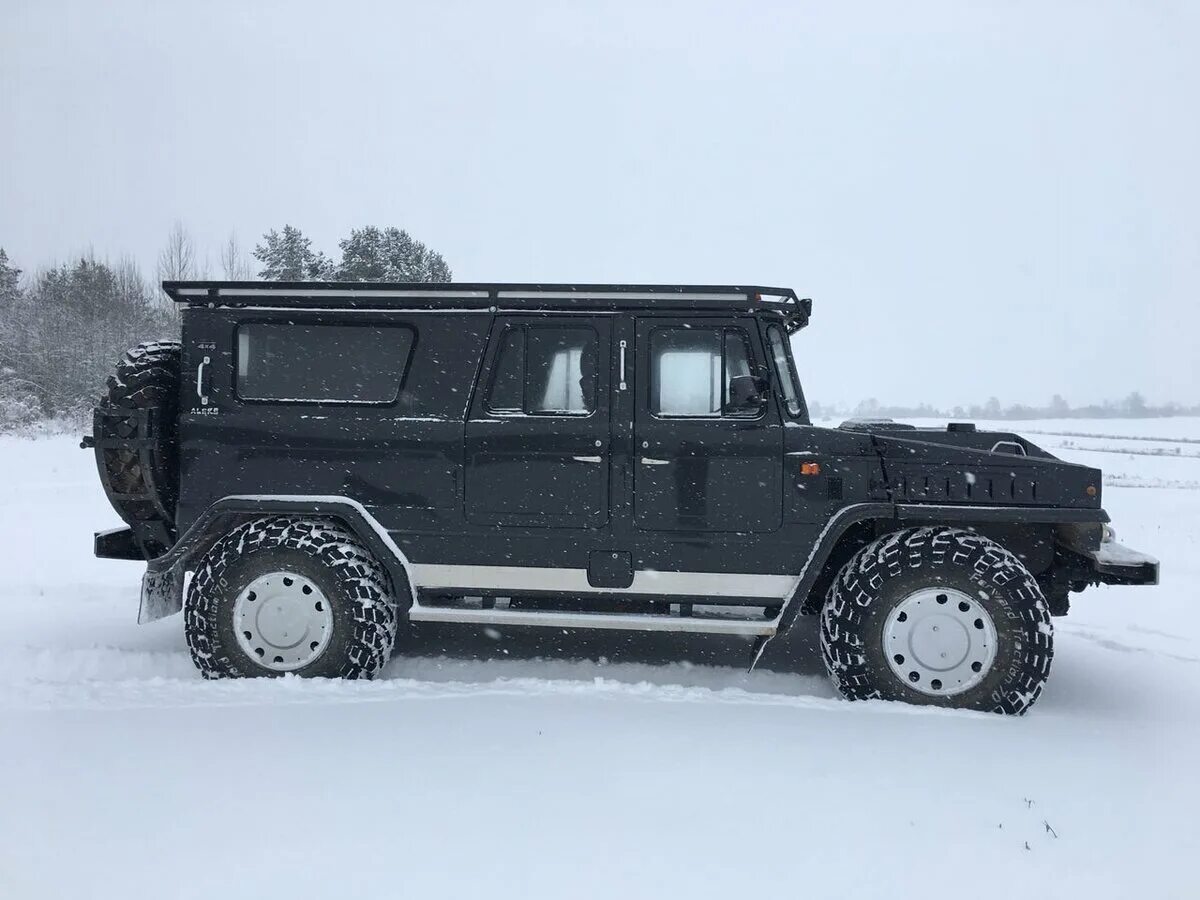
[778, 502, 1111, 634]
[139, 495, 415, 624]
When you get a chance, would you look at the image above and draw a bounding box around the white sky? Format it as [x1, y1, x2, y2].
[2, 0, 1197, 408]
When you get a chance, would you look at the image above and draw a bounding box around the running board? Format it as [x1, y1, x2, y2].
[408, 605, 778, 636]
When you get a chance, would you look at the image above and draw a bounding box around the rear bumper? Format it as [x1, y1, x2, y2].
[94, 526, 184, 623]
[1089, 540, 1159, 586]
[94, 526, 143, 560]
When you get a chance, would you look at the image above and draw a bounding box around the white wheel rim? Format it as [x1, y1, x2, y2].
[883, 587, 998, 696]
[233, 571, 333, 672]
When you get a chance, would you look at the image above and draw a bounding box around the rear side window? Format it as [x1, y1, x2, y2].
[236, 323, 413, 403]
[485, 326, 596, 416]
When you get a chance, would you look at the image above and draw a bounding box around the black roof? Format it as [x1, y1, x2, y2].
[162, 281, 812, 329]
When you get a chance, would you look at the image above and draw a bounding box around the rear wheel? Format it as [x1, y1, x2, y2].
[820, 526, 1053, 715]
[184, 517, 402, 679]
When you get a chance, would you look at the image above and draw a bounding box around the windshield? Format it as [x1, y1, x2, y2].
[766, 324, 806, 419]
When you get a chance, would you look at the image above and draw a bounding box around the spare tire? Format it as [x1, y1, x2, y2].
[94, 341, 183, 550]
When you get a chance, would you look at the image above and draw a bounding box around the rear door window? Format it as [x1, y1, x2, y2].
[236, 323, 413, 403]
[485, 326, 597, 416]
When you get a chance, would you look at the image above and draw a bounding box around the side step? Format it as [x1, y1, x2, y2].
[408, 604, 778, 636]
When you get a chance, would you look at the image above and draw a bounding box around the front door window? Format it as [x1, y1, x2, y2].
[649, 327, 756, 418]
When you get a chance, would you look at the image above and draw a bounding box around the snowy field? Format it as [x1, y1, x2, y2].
[2, 419, 1198, 899]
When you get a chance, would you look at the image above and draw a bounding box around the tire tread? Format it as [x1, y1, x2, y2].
[820, 526, 1053, 715]
[184, 516, 402, 680]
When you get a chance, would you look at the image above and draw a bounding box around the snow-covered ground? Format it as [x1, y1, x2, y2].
[2, 420, 1198, 899]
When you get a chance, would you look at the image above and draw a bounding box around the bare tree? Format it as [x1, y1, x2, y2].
[156, 221, 198, 319]
[157, 220, 196, 283]
[220, 231, 252, 280]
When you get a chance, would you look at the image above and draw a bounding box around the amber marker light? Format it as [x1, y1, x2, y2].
[800, 461, 822, 476]
[1086, 485, 1098, 497]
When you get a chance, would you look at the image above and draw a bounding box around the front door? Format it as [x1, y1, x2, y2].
[631, 316, 783, 534]
[465, 316, 611, 529]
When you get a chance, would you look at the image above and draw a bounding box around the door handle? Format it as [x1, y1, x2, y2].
[640, 457, 671, 466]
[572, 455, 603, 463]
[196, 356, 211, 406]
[618, 339, 628, 391]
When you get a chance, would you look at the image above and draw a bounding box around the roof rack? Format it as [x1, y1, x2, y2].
[162, 281, 813, 329]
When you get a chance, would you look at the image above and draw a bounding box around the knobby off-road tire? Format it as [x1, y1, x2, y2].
[820, 526, 1053, 715]
[185, 517, 403, 680]
[95, 340, 182, 531]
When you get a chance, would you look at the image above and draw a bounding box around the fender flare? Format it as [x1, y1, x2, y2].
[774, 503, 895, 636]
[137, 495, 416, 624]
[771, 501, 1111, 637]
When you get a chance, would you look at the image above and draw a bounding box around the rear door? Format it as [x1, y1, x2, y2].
[464, 316, 612, 529]
[632, 316, 783, 533]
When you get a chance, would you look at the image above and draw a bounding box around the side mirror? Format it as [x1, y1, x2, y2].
[727, 374, 768, 414]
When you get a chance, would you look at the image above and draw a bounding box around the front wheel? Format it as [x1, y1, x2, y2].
[820, 526, 1053, 715]
[185, 517, 402, 679]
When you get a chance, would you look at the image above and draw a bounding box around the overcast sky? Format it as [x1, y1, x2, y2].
[2, 0, 1197, 408]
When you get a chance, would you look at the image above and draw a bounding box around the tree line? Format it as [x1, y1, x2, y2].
[0, 224, 452, 427]
[1, 225, 1193, 429]
[809, 393, 1200, 422]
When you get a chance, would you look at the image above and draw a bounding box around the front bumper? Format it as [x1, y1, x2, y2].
[1089, 540, 1159, 586]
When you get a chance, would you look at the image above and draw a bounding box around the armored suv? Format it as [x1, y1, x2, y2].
[85, 282, 1158, 714]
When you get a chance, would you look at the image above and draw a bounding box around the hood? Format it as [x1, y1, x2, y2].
[840, 420, 1104, 510]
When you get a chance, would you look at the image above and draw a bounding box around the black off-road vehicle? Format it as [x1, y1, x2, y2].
[85, 281, 1158, 714]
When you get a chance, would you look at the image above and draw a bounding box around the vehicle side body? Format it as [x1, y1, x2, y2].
[93, 282, 1152, 643]
[88, 282, 1158, 710]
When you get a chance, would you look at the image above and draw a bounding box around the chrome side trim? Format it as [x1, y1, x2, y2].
[409, 606, 776, 636]
[218, 496, 799, 629]
[410, 564, 795, 599]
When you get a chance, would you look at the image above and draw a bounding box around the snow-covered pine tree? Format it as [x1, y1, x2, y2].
[255, 224, 451, 283]
[335, 226, 452, 282]
[424, 252, 452, 283]
[0, 249, 20, 308]
[382, 227, 424, 281]
[335, 226, 389, 281]
[253, 225, 333, 280]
